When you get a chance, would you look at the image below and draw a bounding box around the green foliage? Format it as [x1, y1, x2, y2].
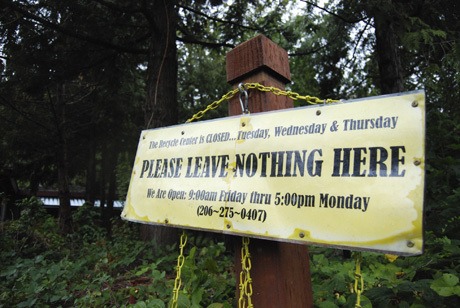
[69, 202, 106, 244]
[2, 195, 460, 308]
[177, 235, 235, 307]
[310, 231, 460, 307]
[0, 197, 65, 259]
[431, 273, 460, 297]
[0, 199, 235, 307]
[178, 44, 229, 122]
[0, 255, 75, 307]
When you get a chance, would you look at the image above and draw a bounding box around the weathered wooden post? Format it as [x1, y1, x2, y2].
[226, 34, 314, 307]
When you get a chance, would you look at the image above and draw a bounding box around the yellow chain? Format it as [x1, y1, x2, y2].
[186, 82, 340, 123]
[244, 83, 340, 105]
[238, 237, 253, 308]
[353, 252, 364, 308]
[186, 88, 239, 123]
[171, 231, 188, 308]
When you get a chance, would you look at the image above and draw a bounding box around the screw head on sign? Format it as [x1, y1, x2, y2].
[316, 110, 321, 116]
[411, 101, 418, 107]
[165, 219, 169, 224]
[226, 224, 231, 229]
[299, 232, 305, 238]
[407, 241, 415, 248]
[414, 159, 421, 166]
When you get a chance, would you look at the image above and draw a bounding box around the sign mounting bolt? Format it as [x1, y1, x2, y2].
[299, 232, 305, 238]
[316, 110, 321, 116]
[407, 241, 415, 248]
[411, 101, 418, 107]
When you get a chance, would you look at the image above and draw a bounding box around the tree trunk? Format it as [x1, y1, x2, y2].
[144, 0, 178, 129]
[56, 83, 72, 234]
[105, 166, 116, 236]
[103, 142, 118, 236]
[58, 148, 72, 234]
[85, 137, 97, 205]
[140, 0, 179, 246]
[370, 1, 405, 94]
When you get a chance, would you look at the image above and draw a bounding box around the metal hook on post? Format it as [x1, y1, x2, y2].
[238, 83, 249, 114]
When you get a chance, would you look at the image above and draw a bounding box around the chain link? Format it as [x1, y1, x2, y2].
[171, 231, 188, 308]
[353, 252, 364, 308]
[245, 83, 340, 105]
[186, 83, 340, 123]
[238, 237, 253, 308]
[186, 88, 240, 123]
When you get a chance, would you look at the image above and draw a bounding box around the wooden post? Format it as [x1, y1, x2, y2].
[226, 34, 314, 307]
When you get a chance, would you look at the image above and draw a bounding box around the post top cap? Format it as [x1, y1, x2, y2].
[226, 34, 291, 84]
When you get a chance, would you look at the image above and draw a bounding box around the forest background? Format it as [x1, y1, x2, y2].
[0, 0, 459, 307]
